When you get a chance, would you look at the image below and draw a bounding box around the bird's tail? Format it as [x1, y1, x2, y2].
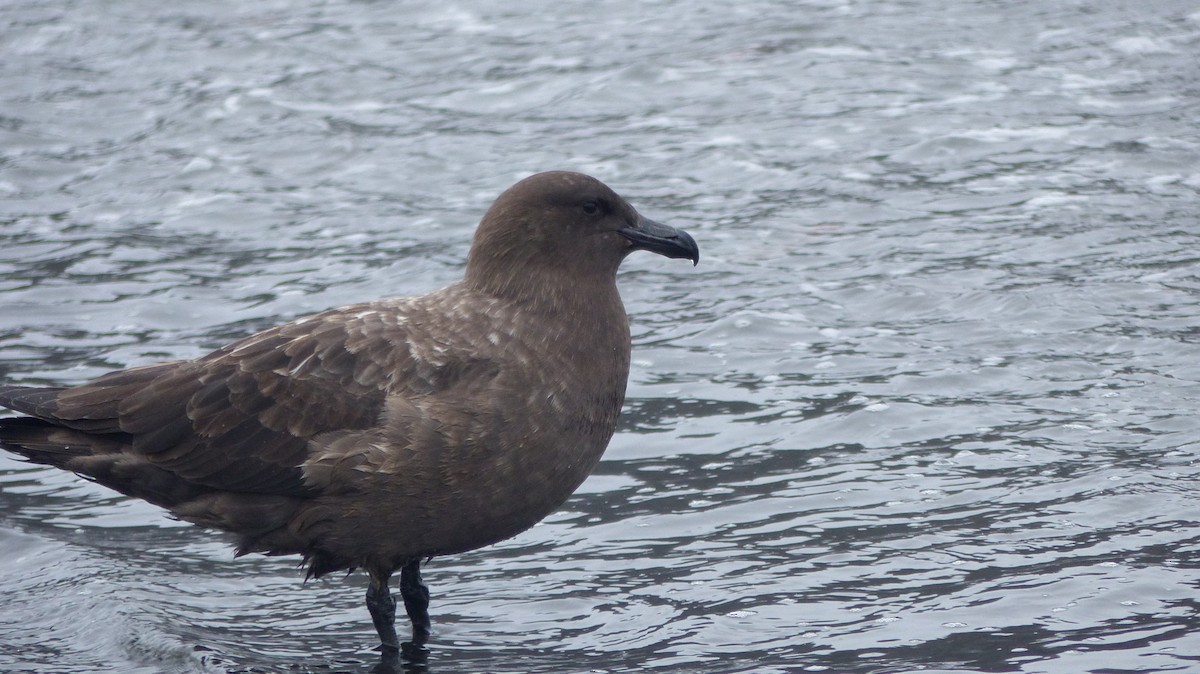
[0, 416, 90, 465]
[0, 386, 91, 467]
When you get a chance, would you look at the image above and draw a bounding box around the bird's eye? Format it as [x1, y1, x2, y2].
[581, 200, 600, 215]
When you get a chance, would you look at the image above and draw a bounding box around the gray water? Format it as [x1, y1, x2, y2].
[1, 1, 1198, 672]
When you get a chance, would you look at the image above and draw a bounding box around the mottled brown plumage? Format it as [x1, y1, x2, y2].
[0, 170, 698, 658]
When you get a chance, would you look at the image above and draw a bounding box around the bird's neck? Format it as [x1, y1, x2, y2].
[463, 260, 626, 320]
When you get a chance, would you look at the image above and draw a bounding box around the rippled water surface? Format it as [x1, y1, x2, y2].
[2, 1, 1199, 672]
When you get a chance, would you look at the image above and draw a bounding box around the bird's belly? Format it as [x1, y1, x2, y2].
[303, 424, 615, 565]
[418, 431, 611, 556]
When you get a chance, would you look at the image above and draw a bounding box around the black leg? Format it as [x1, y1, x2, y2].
[366, 570, 401, 653]
[399, 559, 431, 660]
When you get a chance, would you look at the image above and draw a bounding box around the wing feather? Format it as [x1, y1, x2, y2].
[0, 303, 442, 499]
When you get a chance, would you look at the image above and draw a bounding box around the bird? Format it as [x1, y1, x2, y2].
[0, 170, 698, 660]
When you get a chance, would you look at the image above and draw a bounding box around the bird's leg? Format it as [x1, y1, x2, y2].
[399, 558, 431, 656]
[365, 570, 400, 653]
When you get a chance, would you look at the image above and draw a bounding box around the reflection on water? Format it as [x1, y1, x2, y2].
[3, 0, 1200, 672]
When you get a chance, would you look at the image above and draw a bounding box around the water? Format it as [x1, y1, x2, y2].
[2, 0, 1199, 672]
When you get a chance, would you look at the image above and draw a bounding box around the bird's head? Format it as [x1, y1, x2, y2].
[465, 171, 698, 303]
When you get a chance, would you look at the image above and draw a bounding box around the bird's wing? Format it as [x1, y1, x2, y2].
[0, 299, 495, 499]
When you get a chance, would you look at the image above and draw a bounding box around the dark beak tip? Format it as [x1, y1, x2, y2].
[680, 230, 700, 266]
[673, 232, 700, 267]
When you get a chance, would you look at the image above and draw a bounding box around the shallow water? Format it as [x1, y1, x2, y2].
[2, 0, 1199, 672]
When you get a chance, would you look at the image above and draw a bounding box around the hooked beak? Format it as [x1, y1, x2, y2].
[619, 216, 700, 265]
